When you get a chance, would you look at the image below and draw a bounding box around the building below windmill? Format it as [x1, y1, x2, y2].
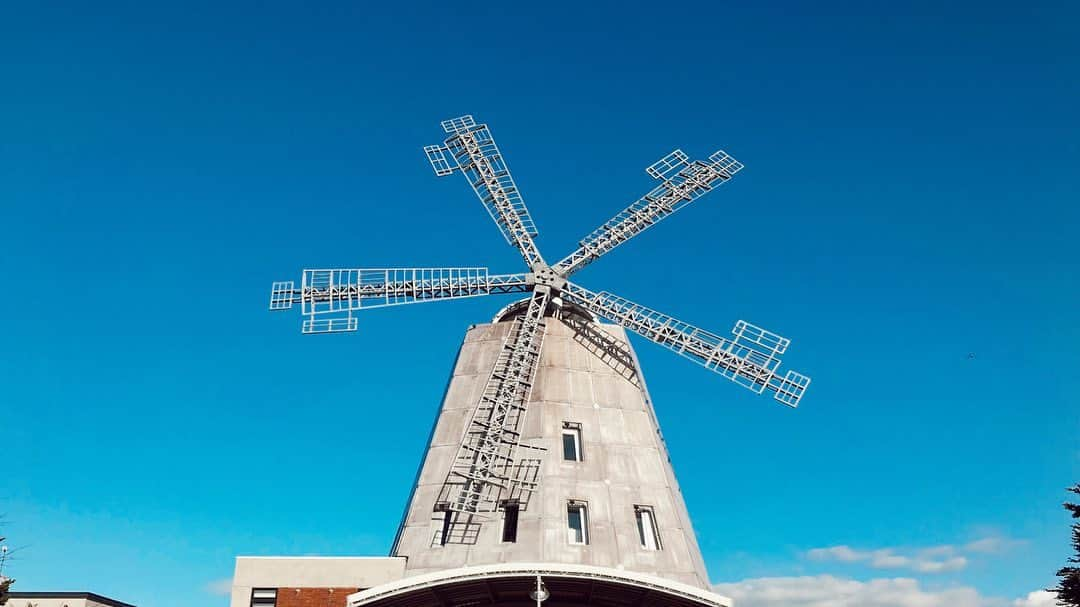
[5, 592, 136, 607]
[229, 306, 731, 607]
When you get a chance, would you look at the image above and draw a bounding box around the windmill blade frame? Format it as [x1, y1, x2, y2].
[552, 149, 743, 277]
[269, 268, 530, 334]
[561, 282, 810, 407]
[424, 115, 546, 270]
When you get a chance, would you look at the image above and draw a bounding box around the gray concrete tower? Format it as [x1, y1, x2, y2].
[391, 305, 710, 589]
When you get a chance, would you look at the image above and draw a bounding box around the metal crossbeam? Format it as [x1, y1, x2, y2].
[553, 149, 743, 276]
[425, 116, 546, 269]
[440, 287, 551, 514]
[562, 282, 810, 407]
[268, 269, 530, 334]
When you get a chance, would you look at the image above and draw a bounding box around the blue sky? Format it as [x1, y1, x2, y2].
[1, 2, 1077, 606]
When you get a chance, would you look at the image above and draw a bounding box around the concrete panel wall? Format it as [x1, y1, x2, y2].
[391, 318, 711, 589]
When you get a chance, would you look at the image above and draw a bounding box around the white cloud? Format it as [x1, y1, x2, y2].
[807, 546, 863, 563]
[1012, 590, 1058, 607]
[804, 535, 1019, 574]
[913, 556, 968, 573]
[205, 578, 233, 596]
[712, 575, 1002, 607]
[871, 552, 913, 569]
[805, 545, 966, 574]
[965, 536, 1025, 554]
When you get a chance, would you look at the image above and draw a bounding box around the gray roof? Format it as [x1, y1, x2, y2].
[7, 592, 136, 607]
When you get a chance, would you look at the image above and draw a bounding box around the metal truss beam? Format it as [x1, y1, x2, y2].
[553, 150, 743, 276]
[562, 282, 810, 407]
[440, 287, 551, 515]
[425, 116, 546, 270]
[269, 268, 530, 334]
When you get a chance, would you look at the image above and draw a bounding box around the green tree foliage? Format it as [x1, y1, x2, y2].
[1052, 484, 1080, 606]
[0, 575, 12, 607]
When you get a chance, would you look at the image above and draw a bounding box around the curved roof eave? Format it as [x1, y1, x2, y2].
[347, 563, 731, 607]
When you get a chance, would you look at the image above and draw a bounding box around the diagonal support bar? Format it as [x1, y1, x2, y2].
[562, 282, 809, 407]
[425, 115, 546, 269]
[553, 149, 743, 276]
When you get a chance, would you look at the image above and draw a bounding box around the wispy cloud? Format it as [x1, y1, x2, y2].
[713, 576, 1053, 607]
[804, 534, 1021, 574]
[964, 535, 1025, 554]
[712, 575, 997, 607]
[205, 578, 233, 596]
[805, 545, 966, 573]
[714, 578, 1061, 607]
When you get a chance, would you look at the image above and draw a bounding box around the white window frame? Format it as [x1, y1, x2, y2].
[567, 500, 589, 545]
[635, 505, 662, 550]
[562, 422, 583, 462]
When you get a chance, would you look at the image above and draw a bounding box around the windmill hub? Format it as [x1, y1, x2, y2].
[525, 263, 567, 290]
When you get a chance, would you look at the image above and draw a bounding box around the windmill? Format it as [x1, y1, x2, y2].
[268, 115, 810, 592]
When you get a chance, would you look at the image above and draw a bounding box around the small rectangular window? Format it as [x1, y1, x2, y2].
[501, 500, 520, 543]
[635, 505, 662, 550]
[567, 501, 589, 545]
[562, 422, 582, 461]
[251, 588, 277, 607]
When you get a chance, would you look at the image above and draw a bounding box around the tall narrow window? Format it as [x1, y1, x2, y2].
[635, 505, 662, 550]
[251, 588, 277, 607]
[562, 422, 583, 461]
[501, 500, 520, 543]
[567, 501, 589, 545]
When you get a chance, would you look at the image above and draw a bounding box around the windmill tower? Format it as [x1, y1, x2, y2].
[267, 116, 810, 607]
